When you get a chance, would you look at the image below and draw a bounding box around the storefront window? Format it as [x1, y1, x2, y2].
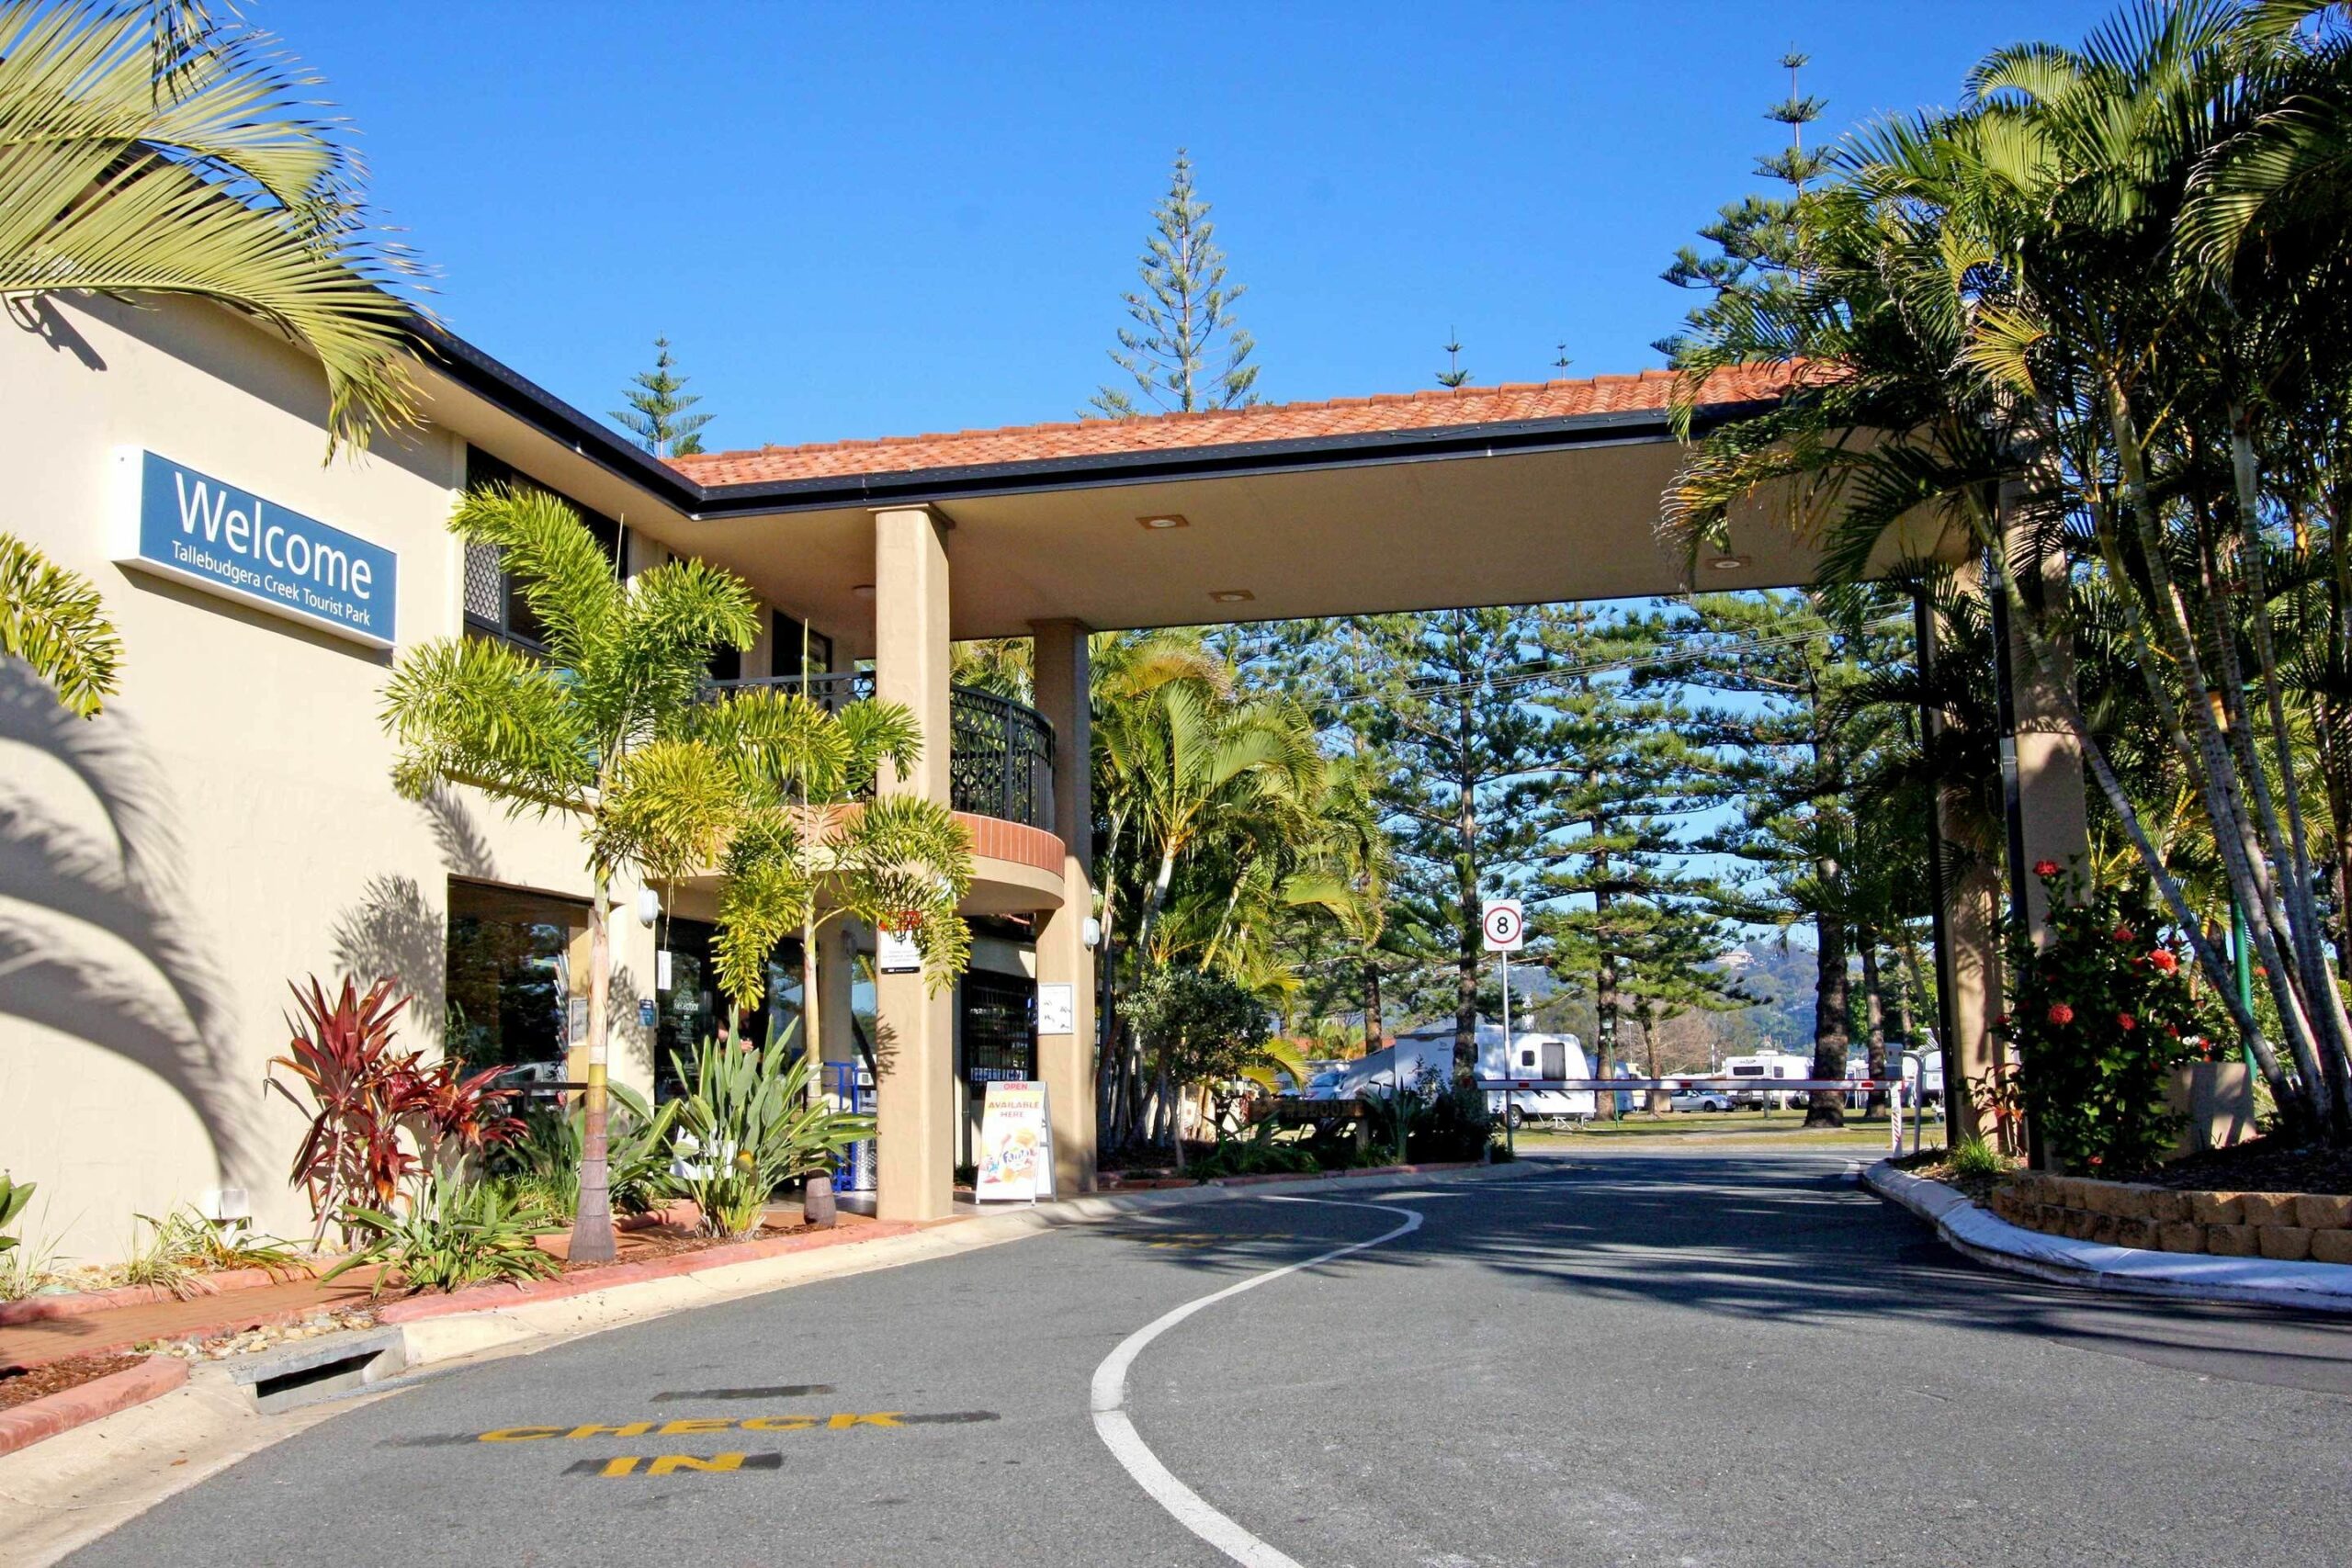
[653, 918, 803, 1100]
[444, 880, 585, 1075]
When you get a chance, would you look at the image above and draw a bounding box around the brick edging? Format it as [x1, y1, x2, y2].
[0, 1357, 187, 1459]
[374, 1218, 921, 1325]
[0, 1265, 317, 1326]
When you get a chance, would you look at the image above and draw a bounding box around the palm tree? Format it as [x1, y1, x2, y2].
[381, 486, 757, 1262]
[0, 531, 119, 717]
[1, 3, 427, 720]
[2, 1, 423, 451]
[699, 694, 974, 1089]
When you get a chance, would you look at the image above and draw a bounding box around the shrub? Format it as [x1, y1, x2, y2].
[266, 976, 526, 1244]
[0, 1172, 30, 1257]
[1994, 863, 2222, 1178]
[489, 1083, 675, 1218]
[114, 1209, 303, 1299]
[325, 1178, 560, 1295]
[1191, 1123, 1321, 1179]
[668, 1027, 874, 1236]
[1359, 1067, 1502, 1165]
[1947, 1134, 2009, 1183]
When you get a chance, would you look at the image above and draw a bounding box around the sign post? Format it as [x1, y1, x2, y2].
[1481, 899, 1525, 1156]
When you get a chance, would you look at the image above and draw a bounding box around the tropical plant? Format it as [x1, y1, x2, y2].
[0, 1171, 32, 1257]
[488, 1082, 676, 1219]
[1122, 964, 1275, 1168]
[1660, 0, 2352, 1141]
[0, 532, 120, 717]
[324, 1177, 560, 1295]
[1189, 1120, 1320, 1179]
[116, 1208, 302, 1298]
[1947, 1133, 2011, 1183]
[666, 1027, 875, 1237]
[1995, 863, 2221, 1177]
[0, 0, 423, 450]
[380, 485, 758, 1261]
[266, 975, 523, 1246]
[697, 694, 973, 1088]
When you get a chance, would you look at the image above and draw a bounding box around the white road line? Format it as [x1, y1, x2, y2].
[1091, 1196, 1424, 1568]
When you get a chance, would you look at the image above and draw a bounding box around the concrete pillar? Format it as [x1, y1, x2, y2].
[2000, 486, 2092, 943]
[818, 917, 861, 1067]
[872, 505, 956, 1222]
[1031, 618, 1098, 1194]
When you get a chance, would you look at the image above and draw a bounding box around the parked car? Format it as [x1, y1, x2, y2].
[1669, 1089, 1735, 1112]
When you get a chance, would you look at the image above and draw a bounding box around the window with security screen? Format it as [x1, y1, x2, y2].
[961, 970, 1036, 1086]
[462, 446, 622, 649]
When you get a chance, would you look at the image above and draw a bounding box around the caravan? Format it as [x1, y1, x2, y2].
[1305, 1023, 1597, 1125]
[1722, 1049, 1813, 1109]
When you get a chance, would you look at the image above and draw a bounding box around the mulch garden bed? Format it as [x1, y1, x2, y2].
[0, 1351, 146, 1411]
[2137, 1136, 2352, 1196]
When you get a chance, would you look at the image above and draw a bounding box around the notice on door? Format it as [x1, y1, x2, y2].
[975, 1080, 1055, 1203]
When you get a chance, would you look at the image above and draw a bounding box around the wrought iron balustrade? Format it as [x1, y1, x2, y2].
[701, 673, 1056, 831]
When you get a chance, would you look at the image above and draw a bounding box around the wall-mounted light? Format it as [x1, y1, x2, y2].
[1707, 553, 1751, 571]
[1082, 915, 1103, 949]
[636, 887, 662, 927]
[1209, 589, 1254, 604]
[1136, 513, 1190, 530]
[852, 582, 876, 599]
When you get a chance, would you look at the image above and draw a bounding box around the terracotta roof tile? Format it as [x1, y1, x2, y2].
[665, 364, 1794, 489]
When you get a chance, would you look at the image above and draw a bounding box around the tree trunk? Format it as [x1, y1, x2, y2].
[1595, 899, 1619, 1122]
[1860, 941, 1888, 1117]
[1806, 908, 1849, 1128]
[1363, 960, 1384, 1055]
[569, 870, 617, 1264]
[1453, 773, 1480, 1074]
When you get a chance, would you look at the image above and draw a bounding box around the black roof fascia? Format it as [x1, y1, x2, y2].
[412, 316, 1777, 524]
[409, 321, 704, 510]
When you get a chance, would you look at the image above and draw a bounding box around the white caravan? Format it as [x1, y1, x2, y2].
[1723, 1049, 1813, 1109]
[1351, 1023, 1597, 1125]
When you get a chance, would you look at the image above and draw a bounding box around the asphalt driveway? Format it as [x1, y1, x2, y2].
[62, 1149, 2352, 1568]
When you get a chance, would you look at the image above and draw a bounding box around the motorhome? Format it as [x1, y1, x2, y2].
[1319, 1024, 1597, 1125]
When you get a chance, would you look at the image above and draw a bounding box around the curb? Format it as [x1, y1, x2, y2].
[1863, 1159, 2352, 1314]
[374, 1217, 920, 1325]
[0, 1267, 315, 1326]
[0, 1359, 188, 1460]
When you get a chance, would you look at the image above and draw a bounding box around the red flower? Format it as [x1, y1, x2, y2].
[2047, 1002, 2075, 1026]
[2033, 859, 2061, 877]
[2165, 1022, 2179, 1038]
[2148, 949, 2178, 975]
[2112, 924, 2136, 942]
[2117, 1012, 2136, 1032]
[1993, 1012, 2011, 1029]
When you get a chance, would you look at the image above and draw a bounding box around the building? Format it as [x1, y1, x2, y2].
[2, 289, 1987, 1261]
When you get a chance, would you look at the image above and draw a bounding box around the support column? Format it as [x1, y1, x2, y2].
[1031, 618, 1098, 1194]
[1999, 485, 2092, 942]
[873, 506, 956, 1223]
[819, 917, 861, 1068]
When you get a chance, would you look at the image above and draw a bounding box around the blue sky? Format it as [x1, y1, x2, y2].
[272, 0, 2115, 456]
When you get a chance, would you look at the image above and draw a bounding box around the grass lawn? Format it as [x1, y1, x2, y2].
[1511, 1107, 1944, 1150]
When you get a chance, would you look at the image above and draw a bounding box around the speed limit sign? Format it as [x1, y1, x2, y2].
[1481, 898, 1525, 952]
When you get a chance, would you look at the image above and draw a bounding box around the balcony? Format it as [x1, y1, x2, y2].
[705, 672, 1057, 831]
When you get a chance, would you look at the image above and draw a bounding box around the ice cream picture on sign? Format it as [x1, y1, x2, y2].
[975, 1080, 1055, 1202]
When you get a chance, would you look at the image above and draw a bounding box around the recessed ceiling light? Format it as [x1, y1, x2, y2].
[1137, 513, 1191, 530]
[852, 582, 876, 599]
[1707, 553, 1751, 571]
[1209, 589, 1254, 604]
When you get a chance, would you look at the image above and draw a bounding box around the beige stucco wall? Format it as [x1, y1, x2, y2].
[0, 297, 658, 1263]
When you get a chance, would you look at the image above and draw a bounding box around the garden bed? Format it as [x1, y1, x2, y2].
[1989, 1168, 2352, 1261]
[2134, 1135, 2352, 1196]
[541, 1219, 815, 1272]
[0, 1351, 146, 1411]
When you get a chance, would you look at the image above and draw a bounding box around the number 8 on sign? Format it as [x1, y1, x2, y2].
[1481, 899, 1524, 953]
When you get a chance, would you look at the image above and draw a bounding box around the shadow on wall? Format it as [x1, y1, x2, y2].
[0, 666, 266, 1186]
[329, 874, 445, 1043]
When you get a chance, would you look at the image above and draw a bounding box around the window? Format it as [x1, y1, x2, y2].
[445, 880, 589, 1074]
[652, 918, 803, 1100]
[462, 446, 623, 649]
[1519, 1047, 1537, 1069]
[771, 612, 832, 679]
[707, 642, 741, 683]
[961, 970, 1036, 1087]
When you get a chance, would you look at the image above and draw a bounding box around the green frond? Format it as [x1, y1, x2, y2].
[594, 737, 741, 881]
[448, 485, 624, 671]
[379, 634, 591, 811]
[0, 529, 119, 716]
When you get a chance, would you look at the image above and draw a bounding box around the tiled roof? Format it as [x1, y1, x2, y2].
[665, 364, 1795, 489]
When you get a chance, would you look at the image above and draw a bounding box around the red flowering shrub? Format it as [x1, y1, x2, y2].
[1994, 863, 2221, 1177]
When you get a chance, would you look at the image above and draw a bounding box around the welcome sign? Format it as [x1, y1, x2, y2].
[114, 448, 398, 649]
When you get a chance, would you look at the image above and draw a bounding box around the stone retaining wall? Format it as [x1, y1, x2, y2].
[1990, 1172, 2352, 1262]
